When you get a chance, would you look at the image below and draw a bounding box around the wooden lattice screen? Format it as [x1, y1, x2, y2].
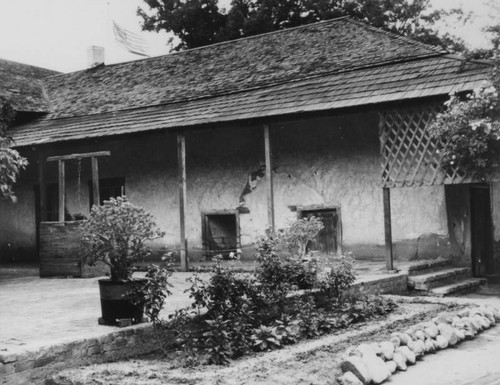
[379, 103, 475, 188]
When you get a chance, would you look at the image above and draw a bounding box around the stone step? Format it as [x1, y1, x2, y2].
[429, 278, 488, 297]
[408, 267, 471, 290]
[400, 258, 453, 276]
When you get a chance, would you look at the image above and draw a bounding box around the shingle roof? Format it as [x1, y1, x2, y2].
[0, 58, 58, 112]
[40, 17, 443, 119]
[12, 55, 490, 147]
[7, 17, 491, 147]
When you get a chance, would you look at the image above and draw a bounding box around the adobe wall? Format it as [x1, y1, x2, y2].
[0, 112, 449, 264]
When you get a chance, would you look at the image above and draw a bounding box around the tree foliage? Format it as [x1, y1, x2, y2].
[0, 99, 28, 203]
[427, 53, 500, 178]
[138, 0, 467, 51]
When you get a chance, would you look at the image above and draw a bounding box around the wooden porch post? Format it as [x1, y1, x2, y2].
[383, 187, 393, 270]
[91, 157, 100, 206]
[177, 132, 188, 271]
[58, 160, 65, 222]
[264, 124, 275, 230]
[38, 149, 47, 222]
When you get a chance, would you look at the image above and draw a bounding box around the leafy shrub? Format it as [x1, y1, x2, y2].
[141, 220, 393, 367]
[339, 295, 398, 324]
[273, 315, 301, 345]
[295, 296, 321, 338]
[278, 216, 324, 259]
[316, 255, 356, 306]
[251, 325, 282, 351]
[130, 254, 173, 324]
[188, 257, 263, 318]
[83, 197, 164, 280]
[202, 316, 234, 365]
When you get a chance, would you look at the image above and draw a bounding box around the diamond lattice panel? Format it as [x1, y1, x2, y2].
[379, 103, 474, 188]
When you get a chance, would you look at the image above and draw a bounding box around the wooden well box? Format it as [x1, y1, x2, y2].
[39, 221, 108, 278]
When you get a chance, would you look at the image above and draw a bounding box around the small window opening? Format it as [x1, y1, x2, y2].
[202, 213, 240, 260]
[89, 177, 126, 207]
[299, 207, 341, 256]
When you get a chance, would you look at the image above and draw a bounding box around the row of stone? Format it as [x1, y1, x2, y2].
[339, 305, 500, 385]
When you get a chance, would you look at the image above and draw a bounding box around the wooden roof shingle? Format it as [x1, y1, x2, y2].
[7, 17, 492, 146]
[0, 58, 58, 112]
[12, 55, 490, 147]
[40, 17, 444, 119]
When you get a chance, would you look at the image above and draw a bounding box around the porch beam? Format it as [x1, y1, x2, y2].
[383, 187, 394, 270]
[264, 124, 275, 230]
[47, 151, 110, 162]
[58, 160, 65, 222]
[91, 157, 100, 206]
[177, 132, 188, 271]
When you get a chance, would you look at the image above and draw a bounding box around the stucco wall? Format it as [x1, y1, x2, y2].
[0, 112, 450, 264]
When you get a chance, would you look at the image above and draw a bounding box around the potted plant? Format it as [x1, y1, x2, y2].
[83, 196, 165, 325]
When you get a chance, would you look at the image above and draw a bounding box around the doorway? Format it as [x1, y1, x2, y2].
[470, 184, 494, 277]
[202, 212, 240, 260]
[298, 206, 341, 256]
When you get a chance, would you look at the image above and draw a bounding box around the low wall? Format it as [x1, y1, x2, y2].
[346, 273, 408, 296]
[0, 324, 156, 385]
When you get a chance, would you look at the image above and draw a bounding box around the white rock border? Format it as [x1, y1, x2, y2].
[339, 305, 500, 385]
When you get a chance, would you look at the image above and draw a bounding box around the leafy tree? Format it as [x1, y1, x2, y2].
[0, 99, 28, 203]
[427, 50, 500, 178]
[139, 0, 467, 51]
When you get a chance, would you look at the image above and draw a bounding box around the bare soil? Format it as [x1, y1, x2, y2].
[48, 299, 460, 385]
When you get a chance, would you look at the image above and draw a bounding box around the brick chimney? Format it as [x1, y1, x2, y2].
[87, 46, 105, 68]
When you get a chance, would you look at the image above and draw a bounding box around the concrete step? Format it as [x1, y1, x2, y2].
[400, 258, 452, 276]
[429, 278, 488, 297]
[408, 267, 470, 290]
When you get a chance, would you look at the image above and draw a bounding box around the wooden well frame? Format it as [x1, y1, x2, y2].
[39, 151, 110, 277]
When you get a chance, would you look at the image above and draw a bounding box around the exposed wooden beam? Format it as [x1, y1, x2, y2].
[383, 187, 393, 271]
[177, 132, 188, 271]
[91, 157, 100, 207]
[264, 124, 275, 230]
[58, 160, 65, 223]
[47, 151, 110, 162]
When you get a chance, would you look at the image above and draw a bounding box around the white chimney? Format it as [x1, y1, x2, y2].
[87, 46, 105, 68]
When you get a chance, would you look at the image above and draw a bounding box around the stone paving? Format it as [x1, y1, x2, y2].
[0, 271, 196, 353]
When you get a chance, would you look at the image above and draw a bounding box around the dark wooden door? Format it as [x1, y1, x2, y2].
[470, 185, 494, 277]
[302, 210, 338, 255]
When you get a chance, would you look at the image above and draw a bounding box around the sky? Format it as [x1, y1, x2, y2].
[0, 0, 497, 73]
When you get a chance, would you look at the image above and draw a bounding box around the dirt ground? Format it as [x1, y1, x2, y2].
[48, 299, 455, 385]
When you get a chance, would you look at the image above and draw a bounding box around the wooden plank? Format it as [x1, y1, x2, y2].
[264, 124, 275, 230]
[177, 133, 188, 271]
[91, 157, 100, 207]
[383, 187, 393, 271]
[47, 151, 110, 162]
[58, 160, 65, 223]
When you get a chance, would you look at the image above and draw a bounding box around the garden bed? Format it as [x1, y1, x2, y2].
[48, 299, 457, 385]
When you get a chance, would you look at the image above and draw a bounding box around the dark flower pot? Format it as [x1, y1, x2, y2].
[98, 278, 147, 326]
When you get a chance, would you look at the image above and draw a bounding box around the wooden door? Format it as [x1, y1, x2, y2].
[470, 185, 494, 277]
[302, 209, 339, 255]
